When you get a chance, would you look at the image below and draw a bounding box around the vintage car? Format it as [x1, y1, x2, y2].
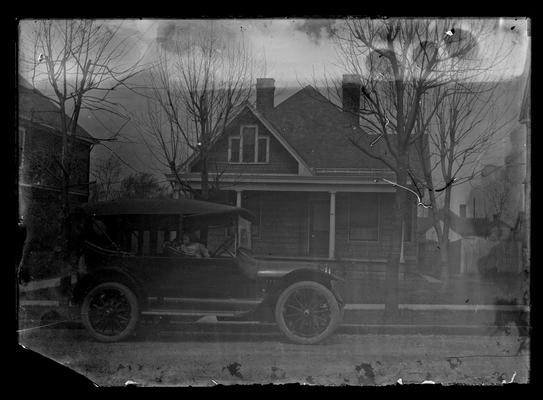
[67, 198, 344, 344]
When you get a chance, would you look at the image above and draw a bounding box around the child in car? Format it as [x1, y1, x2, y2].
[180, 232, 210, 258]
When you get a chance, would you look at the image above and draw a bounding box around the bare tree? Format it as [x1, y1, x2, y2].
[90, 153, 123, 201]
[137, 97, 196, 198]
[119, 172, 167, 199]
[21, 20, 144, 257]
[467, 165, 517, 222]
[322, 18, 509, 311]
[138, 25, 257, 201]
[411, 77, 516, 283]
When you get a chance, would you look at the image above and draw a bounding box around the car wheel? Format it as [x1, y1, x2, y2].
[81, 282, 139, 342]
[275, 280, 342, 345]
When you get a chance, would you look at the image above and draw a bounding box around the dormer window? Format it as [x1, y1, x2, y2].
[228, 125, 269, 163]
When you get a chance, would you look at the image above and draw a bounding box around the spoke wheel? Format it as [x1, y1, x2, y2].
[81, 282, 139, 342]
[275, 281, 342, 345]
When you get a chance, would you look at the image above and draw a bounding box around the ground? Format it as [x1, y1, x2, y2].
[18, 326, 529, 386]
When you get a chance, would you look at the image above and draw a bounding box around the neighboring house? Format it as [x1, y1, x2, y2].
[418, 208, 490, 241]
[18, 75, 98, 238]
[519, 50, 530, 269]
[175, 76, 419, 269]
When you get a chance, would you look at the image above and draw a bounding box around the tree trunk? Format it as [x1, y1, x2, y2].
[439, 187, 453, 286]
[384, 169, 408, 315]
[59, 104, 71, 275]
[199, 152, 209, 245]
[438, 235, 450, 283]
[201, 163, 209, 200]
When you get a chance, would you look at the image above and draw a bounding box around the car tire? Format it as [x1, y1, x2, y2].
[81, 282, 139, 342]
[275, 280, 342, 345]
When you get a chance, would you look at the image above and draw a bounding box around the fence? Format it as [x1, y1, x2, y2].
[419, 237, 522, 276]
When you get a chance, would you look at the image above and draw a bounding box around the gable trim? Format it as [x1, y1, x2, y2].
[19, 115, 98, 145]
[245, 103, 313, 176]
[184, 103, 313, 176]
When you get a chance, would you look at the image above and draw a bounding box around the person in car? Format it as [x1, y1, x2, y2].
[180, 232, 210, 258]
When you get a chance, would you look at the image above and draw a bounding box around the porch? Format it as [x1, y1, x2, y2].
[202, 187, 418, 266]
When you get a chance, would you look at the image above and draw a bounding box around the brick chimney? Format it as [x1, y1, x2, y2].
[256, 78, 275, 113]
[342, 74, 361, 125]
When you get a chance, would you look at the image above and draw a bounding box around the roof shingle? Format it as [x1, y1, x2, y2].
[263, 85, 423, 174]
[18, 76, 97, 143]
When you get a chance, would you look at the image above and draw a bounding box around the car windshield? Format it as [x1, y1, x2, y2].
[238, 216, 252, 251]
[81, 213, 246, 258]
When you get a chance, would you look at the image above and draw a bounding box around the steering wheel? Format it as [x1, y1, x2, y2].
[211, 236, 235, 257]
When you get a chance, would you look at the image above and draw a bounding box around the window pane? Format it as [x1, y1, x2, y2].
[258, 138, 268, 162]
[349, 194, 379, 241]
[229, 138, 240, 162]
[242, 127, 256, 162]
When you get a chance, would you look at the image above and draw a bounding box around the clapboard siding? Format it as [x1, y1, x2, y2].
[254, 191, 309, 256]
[335, 192, 417, 260]
[242, 190, 416, 260]
[20, 125, 91, 195]
[190, 108, 299, 175]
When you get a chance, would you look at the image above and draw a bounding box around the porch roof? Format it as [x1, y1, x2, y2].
[179, 172, 398, 192]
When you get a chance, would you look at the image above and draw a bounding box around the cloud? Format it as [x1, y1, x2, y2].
[293, 19, 337, 45]
[155, 20, 240, 53]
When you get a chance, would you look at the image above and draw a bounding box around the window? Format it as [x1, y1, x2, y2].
[228, 125, 269, 163]
[229, 137, 240, 162]
[348, 193, 379, 241]
[242, 127, 256, 162]
[257, 137, 269, 163]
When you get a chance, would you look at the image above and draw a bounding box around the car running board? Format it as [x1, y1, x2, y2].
[141, 309, 242, 318]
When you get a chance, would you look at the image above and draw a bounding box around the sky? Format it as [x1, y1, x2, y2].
[18, 18, 531, 207]
[96, 18, 530, 85]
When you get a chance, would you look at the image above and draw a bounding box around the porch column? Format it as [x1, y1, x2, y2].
[329, 191, 336, 259]
[236, 190, 242, 207]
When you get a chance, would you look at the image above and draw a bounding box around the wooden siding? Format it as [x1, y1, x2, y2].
[237, 190, 417, 260]
[20, 123, 92, 195]
[253, 191, 310, 257]
[335, 192, 417, 260]
[190, 108, 299, 175]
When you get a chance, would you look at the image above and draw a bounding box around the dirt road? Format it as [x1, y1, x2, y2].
[18, 324, 529, 386]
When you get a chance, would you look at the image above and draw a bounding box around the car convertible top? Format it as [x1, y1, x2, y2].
[75, 198, 255, 223]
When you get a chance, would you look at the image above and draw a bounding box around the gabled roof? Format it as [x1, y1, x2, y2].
[263, 85, 401, 171]
[18, 76, 97, 144]
[184, 101, 312, 175]
[244, 102, 312, 174]
[417, 209, 490, 237]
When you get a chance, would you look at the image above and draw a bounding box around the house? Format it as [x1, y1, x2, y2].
[18, 75, 98, 249]
[175, 76, 420, 273]
[519, 50, 530, 269]
[418, 207, 491, 241]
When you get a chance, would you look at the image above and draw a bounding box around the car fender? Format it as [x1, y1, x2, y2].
[280, 268, 342, 288]
[72, 266, 147, 306]
[253, 268, 344, 322]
